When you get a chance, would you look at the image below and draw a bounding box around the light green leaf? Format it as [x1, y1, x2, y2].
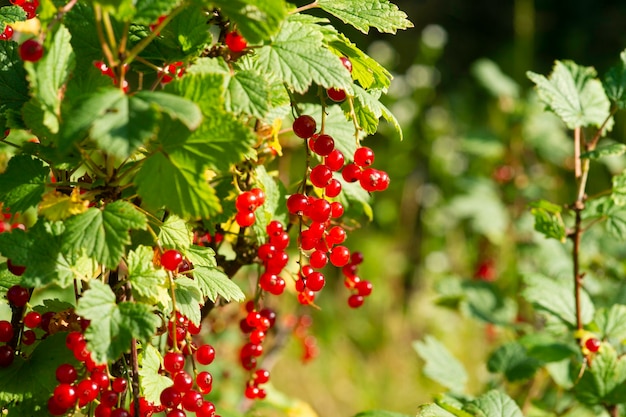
[583, 196, 626, 240]
[192, 266, 245, 302]
[415, 404, 457, 417]
[594, 305, 626, 341]
[353, 411, 413, 417]
[317, 0, 413, 34]
[159, 215, 193, 250]
[63, 201, 147, 269]
[413, 335, 467, 393]
[612, 170, 626, 205]
[134, 91, 202, 130]
[463, 390, 523, 417]
[139, 344, 173, 405]
[256, 21, 354, 94]
[185, 245, 218, 268]
[0, 155, 48, 213]
[127, 245, 168, 305]
[77, 280, 159, 364]
[173, 277, 202, 325]
[573, 344, 626, 406]
[472, 58, 520, 98]
[225, 68, 271, 118]
[529, 200, 566, 242]
[527, 60, 612, 129]
[581, 143, 626, 159]
[350, 85, 403, 139]
[251, 165, 289, 240]
[522, 274, 594, 327]
[208, 0, 288, 43]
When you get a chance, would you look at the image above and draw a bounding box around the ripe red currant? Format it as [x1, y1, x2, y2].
[348, 294, 365, 308]
[287, 193, 309, 215]
[293, 115, 317, 139]
[312, 134, 335, 156]
[325, 149, 345, 171]
[19, 38, 44, 62]
[161, 249, 183, 271]
[327, 88, 347, 102]
[181, 390, 203, 412]
[112, 377, 128, 393]
[306, 271, 326, 291]
[325, 179, 342, 198]
[56, 363, 78, 384]
[236, 211, 255, 227]
[53, 383, 78, 409]
[195, 344, 216, 365]
[329, 245, 350, 267]
[160, 386, 182, 408]
[0, 345, 13, 367]
[310, 164, 333, 188]
[0, 320, 13, 343]
[224, 31, 247, 52]
[0, 25, 13, 41]
[23, 311, 41, 328]
[236, 191, 258, 212]
[173, 371, 194, 393]
[354, 147, 375, 167]
[308, 199, 332, 223]
[340, 56, 353, 73]
[309, 251, 328, 269]
[163, 351, 185, 374]
[7, 285, 30, 307]
[342, 163, 362, 183]
[585, 337, 601, 353]
[196, 371, 213, 394]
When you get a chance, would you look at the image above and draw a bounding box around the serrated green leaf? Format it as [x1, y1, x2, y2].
[0, 41, 29, 117]
[603, 49, 626, 108]
[256, 21, 354, 94]
[0, 333, 77, 412]
[185, 245, 218, 268]
[529, 200, 567, 242]
[209, 0, 287, 43]
[173, 276, 202, 325]
[573, 344, 626, 406]
[353, 411, 413, 417]
[0, 155, 48, 213]
[63, 201, 147, 269]
[327, 32, 392, 90]
[594, 305, 626, 341]
[134, 91, 202, 131]
[134, 0, 181, 25]
[317, 0, 413, 34]
[77, 280, 159, 363]
[583, 196, 626, 240]
[127, 245, 168, 305]
[0, 6, 27, 32]
[349, 85, 403, 139]
[192, 265, 244, 302]
[527, 60, 612, 129]
[463, 390, 523, 417]
[413, 335, 467, 393]
[612, 170, 626, 205]
[522, 274, 594, 327]
[582, 143, 626, 159]
[487, 342, 542, 381]
[24, 25, 74, 134]
[251, 165, 289, 240]
[415, 404, 457, 417]
[225, 68, 271, 118]
[139, 344, 172, 405]
[159, 215, 193, 250]
[520, 333, 577, 363]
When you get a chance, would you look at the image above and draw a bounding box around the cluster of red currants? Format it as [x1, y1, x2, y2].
[10, 0, 39, 19]
[0, 24, 13, 41]
[94, 61, 131, 93]
[257, 220, 290, 295]
[341, 252, 373, 308]
[160, 61, 185, 84]
[326, 56, 352, 102]
[0, 285, 30, 367]
[234, 188, 265, 228]
[342, 146, 389, 193]
[238, 303, 276, 399]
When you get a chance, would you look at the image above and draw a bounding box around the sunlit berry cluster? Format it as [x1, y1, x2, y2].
[341, 252, 373, 308]
[258, 221, 290, 295]
[235, 188, 265, 228]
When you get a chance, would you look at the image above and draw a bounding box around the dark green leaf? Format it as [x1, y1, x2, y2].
[413, 335, 467, 393]
[133, 91, 202, 131]
[487, 342, 542, 381]
[208, 0, 288, 43]
[0, 155, 48, 213]
[0, 40, 29, 115]
[317, 0, 413, 34]
[134, 0, 181, 25]
[604, 49, 626, 108]
[63, 201, 147, 269]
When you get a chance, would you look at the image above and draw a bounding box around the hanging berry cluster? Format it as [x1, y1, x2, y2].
[235, 188, 266, 228]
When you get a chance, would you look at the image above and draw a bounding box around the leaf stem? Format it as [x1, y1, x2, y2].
[290, 0, 319, 14]
[94, 4, 116, 68]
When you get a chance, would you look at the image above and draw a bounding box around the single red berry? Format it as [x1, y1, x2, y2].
[340, 56, 353, 73]
[259, 308, 277, 328]
[195, 344, 216, 365]
[293, 115, 317, 138]
[48, 396, 69, 416]
[22, 2, 37, 19]
[255, 368, 270, 384]
[266, 220, 284, 236]
[325, 179, 342, 198]
[329, 245, 350, 267]
[251, 188, 266, 206]
[66, 331, 84, 349]
[196, 371, 213, 394]
[312, 134, 335, 156]
[359, 168, 383, 192]
[22, 329, 36, 345]
[287, 193, 309, 215]
[0, 320, 14, 343]
[306, 272, 326, 291]
[297, 289, 316, 305]
[0, 345, 13, 367]
[163, 351, 185, 374]
[19, 38, 44, 62]
[326, 226, 346, 245]
[236, 191, 258, 212]
[110, 409, 131, 417]
[354, 147, 375, 167]
[95, 404, 112, 417]
[330, 202, 344, 218]
[348, 294, 365, 308]
[7, 285, 30, 307]
[309, 251, 328, 269]
[327, 88, 347, 102]
[53, 383, 78, 409]
[160, 386, 182, 408]
[585, 338, 601, 353]
[112, 377, 128, 393]
[173, 371, 194, 393]
[23, 311, 41, 328]
[342, 163, 362, 183]
[308, 199, 332, 223]
[351, 251, 364, 265]
[376, 170, 390, 191]
[100, 390, 119, 407]
[245, 384, 260, 399]
[197, 401, 217, 417]
[56, 363, 78, 384]
[236, 211, 255, 227]
[269, 231, 290, 250]
[356, 280, 373, 296]
[250, 329, 265, 344]
[161, 249, 183, 271]
[77, 378, 100, 407]
[91, 369, 110, 390]
[325, 149, 345, 171]
[181, 390, 203, 412]
[224, 31, 247, 52]
[310, 164, 333, 188]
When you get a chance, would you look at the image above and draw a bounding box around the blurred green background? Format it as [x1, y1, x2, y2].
[247, 1, 626, 416]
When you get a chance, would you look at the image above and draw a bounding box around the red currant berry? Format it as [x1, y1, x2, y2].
[325, 149, 345, 171]
[173, 371, 194, 393]
[251, 188, 266, 206]
[66, 331, 85, 349]
[327, 88, 347, 102]
[160, 386, 182, 408]
[181, 390, 203, 412]
[266, 220, 284, 236]
[0, 320, 14, 343]
[22, 329, 36, 345]
[308, 199, 332, 223]
[112, 377, 128, 393]
[91, 369, 110, 390]
[48, 396, 69, 416]
[224, 31, 247, 52]
[259, 308, 277, 327]
[327, 226, 346, 245]
[250, 329, 265, 344]
[197, 401, 217, 417]
[310, 164, 333, 188]
[7, 285, 30, 307]
[309, 250, 328, 269]
[292, 115, 317, 139]
[0, 345, 13, 367]
[376, 170, 390, 191]
[161, 249, 183, 271]
[312, 134, 335, 156]
[269, 232, 290, 250]
[356, 280, 373, 296]
[163, 351, 185, 374]
[255, 368, 270, 384]
[306, 271, 326, 291]
[1, 25, 14, 41]
[329, 245, 350, 267]
[236, 211, 255, 227]
[19, 38, 44, 62]
[77, 378, 100, 407]
[585, 338, 601, 353]
[236, 191, 258, 212]
[53, 383, 78, 409]
[325, 179, 342, 198]
[100, 390, 119, 407]
[56, 363, 78, 384]
[95, 404, 112, 417]
[245, 384, 260, 399]
[354, 147, 375, 167]
[351, 251, 364, 265]
[195, 344, 216, 365]
[359, 168, 383, 192]
[22, 2, 37, 19]
[342, 163, 362, 183]
[297, 289, 316, 305]
[23, 311, 41, 329]
[287, 193, 309, 215]
[196, 371, 213, 393]
[330, 202, 344, 218]
[110, 409, 131, 417]
[348, 294, 365, 308]
[340, 56, 353, 73]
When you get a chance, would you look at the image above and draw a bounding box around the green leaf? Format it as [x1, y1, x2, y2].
[0, 155, 48, 213]
[463, 390, 523, 417]
[529, 200, 567, 242]
[612, 170, 626, 205]
[327, 32, 392, 90]
[0, 41, 29, 116]
[127, 245, 168, 305]
[0, 6, 27, 31]
[208, 0, 288, 43]
[134, 91, 202, 131]
[583, 196, 626, 240]
[574, 344, 626, 406]
[594, 305, 626, 341]
[603, 49, 626, 108]
[251, 165, 289, 240]
[139, 344, 173, 405]
[76, 280, 159, 363]
[353, 411, 413, 417]
[192, 265, 244, 302]
[63, 201, 147, 269]
[350, 85, 403, 139]
[0, 333, 77, 412]
[487, 342, 542, 381]
[159, 215, 193, 250]
[24, 25, 75, 134]
[173, 276, 202, 325]
[134, 0, 181, 25]
[225, 68, 271, 119]
[527, 60, 612, 129]
[135, 151, 222, 219]
[522, 274, 595, 327]
[255, 21, 354, 94]
[413, 335, 467, 393]
[185, 245, 218, 267]
[581, 143, 626, 159]
[317, 0, 413, 34]
[415, 404, 458, 417]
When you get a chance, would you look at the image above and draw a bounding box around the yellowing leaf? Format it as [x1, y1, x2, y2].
[268, 118, 283, 156]
[11, 18, 41, 35]
[39, 189, 89, 221]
